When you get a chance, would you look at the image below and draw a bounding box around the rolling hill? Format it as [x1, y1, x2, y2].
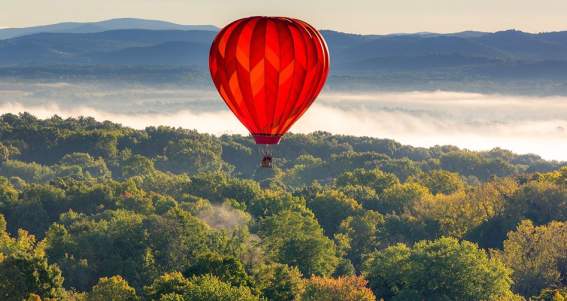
[2, 20, 567, 87]
[0, 29, 216, 66]
[0, 18, 218, 40]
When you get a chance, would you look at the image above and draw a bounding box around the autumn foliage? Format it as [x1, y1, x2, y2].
[302, 275, 376, 301]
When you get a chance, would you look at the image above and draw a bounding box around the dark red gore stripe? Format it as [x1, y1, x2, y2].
[209, 16, 330, 143]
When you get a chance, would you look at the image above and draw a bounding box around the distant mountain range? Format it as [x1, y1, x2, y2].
[0, 18, 218, 40]
[323, 29, 567, 68]
[0, 29, 216, 66]
[2, 18, 567, 84]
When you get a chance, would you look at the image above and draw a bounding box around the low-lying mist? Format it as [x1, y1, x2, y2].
[1, 81, 566, 160]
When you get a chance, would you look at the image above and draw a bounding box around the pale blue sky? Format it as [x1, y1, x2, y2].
[2, 0, 567, 34]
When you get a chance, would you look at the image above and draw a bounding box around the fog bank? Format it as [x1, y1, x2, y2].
[0, 84, 566, 160]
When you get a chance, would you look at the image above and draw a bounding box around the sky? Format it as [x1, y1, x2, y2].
[2, 0, 567, 34]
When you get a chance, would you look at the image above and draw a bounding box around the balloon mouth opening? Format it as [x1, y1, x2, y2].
[253, 134, 282, 145]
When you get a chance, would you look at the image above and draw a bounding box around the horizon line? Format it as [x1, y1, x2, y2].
[1, 17, 566, 36]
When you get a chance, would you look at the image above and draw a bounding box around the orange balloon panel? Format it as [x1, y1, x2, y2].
[209, 16, 330, 144]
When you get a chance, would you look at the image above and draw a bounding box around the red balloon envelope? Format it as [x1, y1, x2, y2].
[209, 16, 330, 145]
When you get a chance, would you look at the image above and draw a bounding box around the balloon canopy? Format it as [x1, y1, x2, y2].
[209, 16, 330, 145]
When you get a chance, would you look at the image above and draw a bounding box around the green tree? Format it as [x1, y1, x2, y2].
[0, 160, 54, 183]
[261, 264, 304, 301]
[0, 143, 19, 163]
[505, 182, 567, 227]
[377, 182, 430, 214]
[183, 253, 253, 288]
[308, 190, 361, 236]
[534, 288, 567, 301]
[145, 208, 213, 274]
[121, 154, 156, 178]
[158, 137, 223, 174]
[45, 210, 151, 291]
[255, 210, 339, 276]
[144, 272, 192, 301]
[338, 184, 378, 211]
[7, 184, 66, 236]
[502, 220, 567, 297]
[249, 189, 305, 218]
[58, 152, 111, 179]
[176, 274, 259, 301]
[377, 158, 422, 182]
[336, 168, 399, 194]
[279, 236, 339, 277]
[0, 216, 64, 301]
[87, 275, 139, 301]
[362, 243, 412, 300]
[46, 207, 220, 291]
[463, 178, 520, 248]
[412, 170, 464, 195]
[335, 210, 383, 269]
[158, 293, 185, 301]
[363, 237, 513, 301]
[0, 255, 64, 301]
[439, 151, 483, 178]
[0, 176, 18, 209]
[414, 178, 519, 240]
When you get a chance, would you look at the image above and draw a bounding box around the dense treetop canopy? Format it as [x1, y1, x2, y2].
[0, 113, 564, 300]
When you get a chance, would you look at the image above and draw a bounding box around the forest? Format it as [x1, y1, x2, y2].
[0, 112, 565, 301]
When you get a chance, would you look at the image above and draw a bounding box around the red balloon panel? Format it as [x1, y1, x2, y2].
[209, 16, 330, 144]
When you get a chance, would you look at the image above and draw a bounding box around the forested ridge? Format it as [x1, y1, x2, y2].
[0, 112, 565, 301]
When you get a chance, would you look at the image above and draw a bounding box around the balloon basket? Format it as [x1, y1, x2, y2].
[261, 155, 273, 168]
[259, 145, 273, 168]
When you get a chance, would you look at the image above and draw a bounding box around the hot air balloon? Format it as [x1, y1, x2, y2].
[209, 16, 330, 167]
